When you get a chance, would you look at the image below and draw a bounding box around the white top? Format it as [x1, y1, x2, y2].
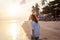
[31, 21, 40, 37]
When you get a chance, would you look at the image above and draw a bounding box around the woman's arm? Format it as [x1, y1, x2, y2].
[31, 21, 35, 37]
[32, 29, 34, 37]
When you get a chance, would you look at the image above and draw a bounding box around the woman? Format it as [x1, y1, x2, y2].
[30, 14, 40, 40]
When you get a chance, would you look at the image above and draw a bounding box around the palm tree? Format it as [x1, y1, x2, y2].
[42, 0, 60, 20]
[41, 0, 47, 5]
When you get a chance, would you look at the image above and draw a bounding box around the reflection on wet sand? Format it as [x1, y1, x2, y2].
[0, 20, 29, 40]
[22, 21, 31, 39]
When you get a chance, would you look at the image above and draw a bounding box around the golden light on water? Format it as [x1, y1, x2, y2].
[8, 23, 18, 40]
[7, 22, 29, 40]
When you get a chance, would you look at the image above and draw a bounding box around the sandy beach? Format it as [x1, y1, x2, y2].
[22, 21, 60, 40]
[0, 20, 60, 40]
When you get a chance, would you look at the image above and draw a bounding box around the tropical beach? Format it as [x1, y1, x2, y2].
[0, 20, 60, 40]
[22, 21, 60, 40]
[0, 0, 60, 40]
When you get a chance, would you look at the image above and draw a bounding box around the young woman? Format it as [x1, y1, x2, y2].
[30, 14, 40, 40]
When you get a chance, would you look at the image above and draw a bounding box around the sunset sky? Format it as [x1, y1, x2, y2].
[0, 0, 54, 20]
[0, 0, 40, 20]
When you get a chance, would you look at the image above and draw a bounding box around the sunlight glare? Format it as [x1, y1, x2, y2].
[6, 4, 20, 16]
[9, 23, 19, 40]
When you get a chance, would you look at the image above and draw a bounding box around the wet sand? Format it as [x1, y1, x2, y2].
[0, 19, 29, 40]
[22, 21, 60, 40]
[0, 20, 60, 40]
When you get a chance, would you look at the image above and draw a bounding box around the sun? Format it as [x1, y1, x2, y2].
[6, 4, 20, 16]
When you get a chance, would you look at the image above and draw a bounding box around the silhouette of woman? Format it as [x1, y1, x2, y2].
[30, 14, 40, 40]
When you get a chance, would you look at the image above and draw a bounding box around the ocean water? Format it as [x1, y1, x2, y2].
[0, 19, 29, 40]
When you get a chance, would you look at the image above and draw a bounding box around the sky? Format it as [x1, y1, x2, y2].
[0, 0, 54, 20]
[0, 0, 39, 19]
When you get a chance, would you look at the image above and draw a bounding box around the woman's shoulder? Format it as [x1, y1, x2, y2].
[31, 21, 36, 25]
[31, 21, 35, 23]
[31, 21, 39, 24]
